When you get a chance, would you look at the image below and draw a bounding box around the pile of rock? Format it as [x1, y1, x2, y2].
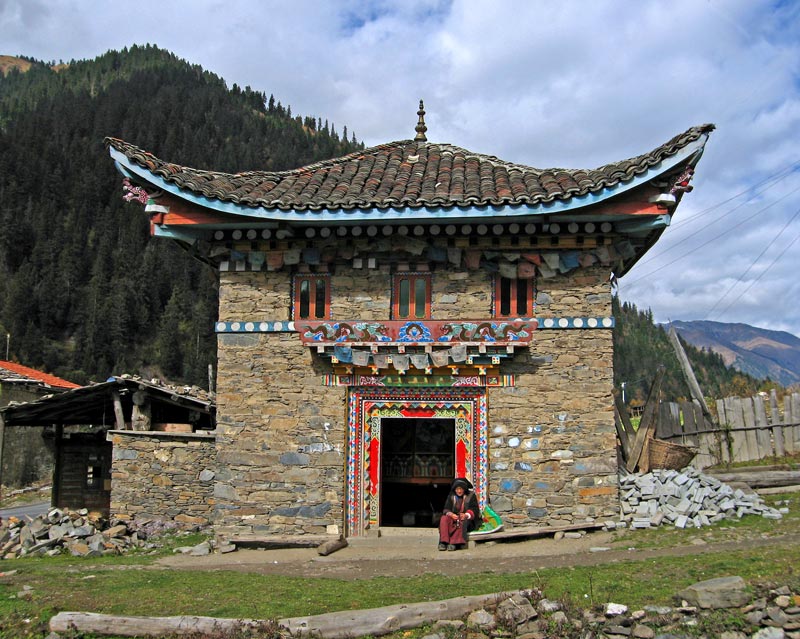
[619, 466, 785, 529]
[0, 508, 158, 559]
[422, 579, 800, 639]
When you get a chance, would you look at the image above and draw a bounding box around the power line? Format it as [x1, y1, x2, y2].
[636, 162, 800, 267]
[703, 205, 800, 319]
[709, 228, 800, 320]
[623, 186, 800, 286]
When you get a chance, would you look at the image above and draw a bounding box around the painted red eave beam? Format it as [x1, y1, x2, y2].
[146, 188, 668, 232]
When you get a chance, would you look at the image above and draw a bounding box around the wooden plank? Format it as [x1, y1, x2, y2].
[770, 389, 785, 457]
[716, 398, 731, 465]
[681, 401, 697, 435]
[229, 534, 332, 549]
[729, 397, 749, 462]
[471, 521, 604, 543]
[656, 402, 672, 439]
[626, 366, 665, 473]
[613, 393, 632, 462]
[669, 402, 681, 437]
[752, 394, 772, 459]
[691, 402, 715, 469]
[741, 397, 759, 461]
[785, 395, 795, 455]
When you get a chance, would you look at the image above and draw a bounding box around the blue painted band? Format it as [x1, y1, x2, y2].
[214, 317, 614, 333]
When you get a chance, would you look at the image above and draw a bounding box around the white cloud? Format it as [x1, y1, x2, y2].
[2, 0, 799, 335]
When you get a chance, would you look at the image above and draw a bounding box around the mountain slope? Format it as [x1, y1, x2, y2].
[0, 45, 362, 386]
[666, 320, 800, 386]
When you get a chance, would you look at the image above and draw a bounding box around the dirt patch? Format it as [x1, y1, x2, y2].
[154, 529, 800, 580]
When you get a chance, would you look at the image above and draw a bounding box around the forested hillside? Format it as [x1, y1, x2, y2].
[612, 297, 774, 406]
[0, 45, 362, 386]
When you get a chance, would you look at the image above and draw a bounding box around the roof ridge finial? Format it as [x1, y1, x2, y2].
[414, 99, 427, 142]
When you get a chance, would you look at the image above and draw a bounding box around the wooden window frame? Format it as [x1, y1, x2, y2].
[493, 275, 535, 318]
[293, 273, 331, 320]
[392, 272, 432, 320]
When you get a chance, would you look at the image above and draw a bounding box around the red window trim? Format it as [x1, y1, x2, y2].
[293, 273, 331, 320]
[493, 275, 535, 318]
[392, 272, 432, 320]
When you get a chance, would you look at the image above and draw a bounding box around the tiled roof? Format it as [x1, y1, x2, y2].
[0, 361, 80, 389]
[106, 124, 714, 212]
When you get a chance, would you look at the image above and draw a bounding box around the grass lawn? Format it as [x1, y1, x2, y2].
[0, 493, 798, 639]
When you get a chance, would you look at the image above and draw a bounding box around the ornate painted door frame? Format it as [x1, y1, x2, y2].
[346, 387, 487, 536]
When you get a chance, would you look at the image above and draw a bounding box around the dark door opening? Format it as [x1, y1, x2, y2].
[380, 417, 455, 527]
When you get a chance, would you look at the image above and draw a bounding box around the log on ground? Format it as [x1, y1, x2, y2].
[50, 590, 522, 638]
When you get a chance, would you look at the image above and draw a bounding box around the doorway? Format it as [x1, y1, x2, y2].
[379, 417, 455, 527]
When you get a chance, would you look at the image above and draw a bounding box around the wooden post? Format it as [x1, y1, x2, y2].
[0, 413, 5, 504]
[111, 391, 126, 431]
[792, 393, 800, 453]
[667, 326, 714, 421]
[626, 365, 665, 473]
[770, 389, 784, 457]
[131, 391, 151, 431]
[52, 424, 63, 508]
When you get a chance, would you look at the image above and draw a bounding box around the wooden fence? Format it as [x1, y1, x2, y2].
[655, 390, 800, 469]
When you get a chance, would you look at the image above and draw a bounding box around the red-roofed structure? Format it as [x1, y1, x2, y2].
[0, 361, 80, 390]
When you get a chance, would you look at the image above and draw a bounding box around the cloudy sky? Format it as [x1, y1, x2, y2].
[3, 0, 800, 337]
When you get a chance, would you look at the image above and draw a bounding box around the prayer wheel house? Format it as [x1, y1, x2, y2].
[106, 106, 713, 540]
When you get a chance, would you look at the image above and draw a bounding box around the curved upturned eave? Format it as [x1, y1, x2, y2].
[110, 135, 708, 224]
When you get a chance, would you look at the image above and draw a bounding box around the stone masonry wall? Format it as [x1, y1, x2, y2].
[109, 431, 216, 526]
[428, 264, 617, 526]
[214, 262, 617, 536]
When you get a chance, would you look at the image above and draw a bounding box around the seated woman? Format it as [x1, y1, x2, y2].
[438, 477, 480, 551]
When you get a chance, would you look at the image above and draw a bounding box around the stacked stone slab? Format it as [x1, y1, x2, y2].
[0, 508, 191, 559]
[619, 466, 783, 529]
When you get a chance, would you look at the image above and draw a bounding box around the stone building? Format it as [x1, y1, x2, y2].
[0, 375, 215, 518]
[0, 360, 79, 488]
[106, 107, 713, 539]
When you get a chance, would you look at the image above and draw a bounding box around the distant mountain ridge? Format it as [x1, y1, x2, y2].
[665, 320, 800, 386]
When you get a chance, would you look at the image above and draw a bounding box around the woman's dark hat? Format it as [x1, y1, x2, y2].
[452, 477, 473, 491]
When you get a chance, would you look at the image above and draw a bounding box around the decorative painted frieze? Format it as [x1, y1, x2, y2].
[298, 320, 533, 345]
[214, 317, 615, 333]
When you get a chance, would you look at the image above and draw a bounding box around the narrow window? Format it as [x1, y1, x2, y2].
[393, 273, 431, 319]
[494, 276, 534, 317]
[86, 454, 101, 489]
[294, 274, 331, 320]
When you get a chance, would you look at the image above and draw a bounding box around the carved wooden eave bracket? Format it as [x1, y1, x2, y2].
[297, 319, 534, 373]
